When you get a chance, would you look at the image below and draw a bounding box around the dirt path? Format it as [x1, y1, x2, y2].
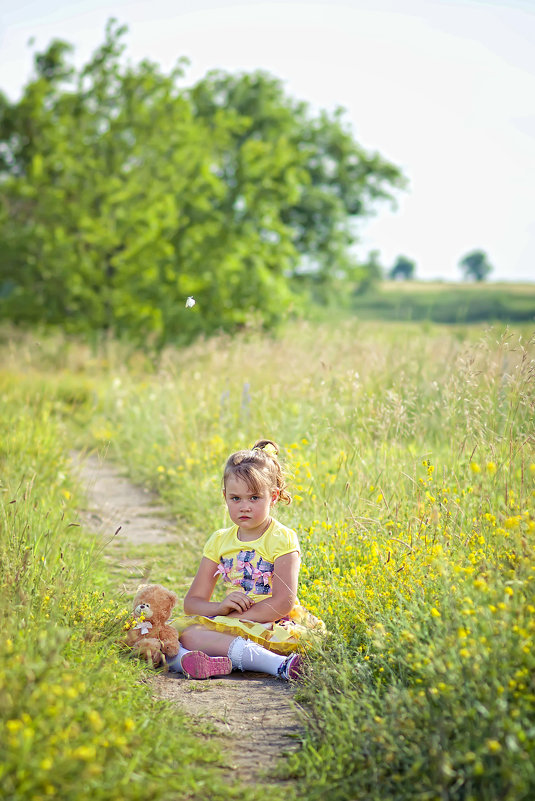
[72, 451, 302, 777]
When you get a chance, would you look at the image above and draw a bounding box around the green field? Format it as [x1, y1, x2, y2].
[1, 317, 534, 800]
[381, 281, 535, 293]
[352, 281, 535, 324]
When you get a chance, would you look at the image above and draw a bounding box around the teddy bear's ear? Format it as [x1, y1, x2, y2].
[136, 584, 149, 592]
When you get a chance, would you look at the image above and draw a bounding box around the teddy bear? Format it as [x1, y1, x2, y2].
[124, 584, 180, 667]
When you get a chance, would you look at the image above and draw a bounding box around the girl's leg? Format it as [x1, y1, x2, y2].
[228, 636, 302, 679]
[180, 625, 236, 656]
[180, 625, 302, 680]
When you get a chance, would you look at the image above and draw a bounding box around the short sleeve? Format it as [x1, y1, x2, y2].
[202, 529, 223, 563]
[271, 525, 300, 561]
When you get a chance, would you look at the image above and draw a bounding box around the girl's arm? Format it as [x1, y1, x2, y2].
[226, 551, 300, 623]
[183, 557, 254, 617]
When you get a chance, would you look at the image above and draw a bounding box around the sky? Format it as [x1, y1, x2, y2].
[1, 0, 534, 282]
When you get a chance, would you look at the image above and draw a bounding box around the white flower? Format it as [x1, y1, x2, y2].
[185, 296, 196, 308]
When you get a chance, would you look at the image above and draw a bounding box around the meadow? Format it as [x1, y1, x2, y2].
[1, 317, 534, 800]
[352, 282, 535, 324]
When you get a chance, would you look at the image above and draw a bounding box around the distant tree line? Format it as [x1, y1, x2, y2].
[0, 20, 404, 343]
[386, 250, 494, 282]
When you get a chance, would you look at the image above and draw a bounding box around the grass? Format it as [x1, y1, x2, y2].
[1, 317, 534, 800]
[0, 370, 284, 801]
[353, 282, 535, 324]
[381, 281, 535, 294]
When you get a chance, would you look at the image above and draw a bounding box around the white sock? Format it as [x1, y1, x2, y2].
[227, 636, 286, 676]
[166, 644, 191, 673]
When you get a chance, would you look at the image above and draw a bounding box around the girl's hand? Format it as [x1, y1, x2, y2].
[217, 592, 253, 616]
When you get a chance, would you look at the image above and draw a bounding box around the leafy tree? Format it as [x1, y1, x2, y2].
[459, 250, 493, 282]
[0, 21, 404, 342]
[389, 255, 415, 280]
[188, 71, 404, 291]
[0, 22, 296, 341]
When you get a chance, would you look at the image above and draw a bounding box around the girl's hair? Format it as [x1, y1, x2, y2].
[223, 439, 291, 504]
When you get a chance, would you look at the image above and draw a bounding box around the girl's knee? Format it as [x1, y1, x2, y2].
[180, 625, 203, 650]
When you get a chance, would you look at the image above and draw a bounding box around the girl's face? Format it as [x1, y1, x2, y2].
[224, 475, 279, 539]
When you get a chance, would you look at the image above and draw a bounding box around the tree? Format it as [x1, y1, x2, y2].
[351, 249, 383, 295]
[459, 250, 493, 282]
[188, 71, 405, 291]
[0, 22, 299, 341]
[0, 21, 405, 342]
[389, 255, 415, 280]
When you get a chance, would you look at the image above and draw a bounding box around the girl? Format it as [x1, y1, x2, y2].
[168, 439, 322, 680]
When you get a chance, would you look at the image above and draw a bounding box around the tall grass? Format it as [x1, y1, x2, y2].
[0, 371, 266, 801]
[1, 319, 534, 799]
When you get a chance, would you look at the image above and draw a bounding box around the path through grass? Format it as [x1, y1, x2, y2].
[0, 367, 290, 801]
[1, 319, 534, 800]
[74, 450, 302, 780]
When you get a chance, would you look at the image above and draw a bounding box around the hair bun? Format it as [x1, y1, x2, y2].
[252, 439, 279, 457]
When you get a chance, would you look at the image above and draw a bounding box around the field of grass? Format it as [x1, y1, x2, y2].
[353, 281, 535, 324]
[381, 281, 535, 293]
[0, 345, 276, 800]
[1, 318, 534, 800]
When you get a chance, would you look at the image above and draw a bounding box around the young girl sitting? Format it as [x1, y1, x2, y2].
[168, 439, 322, 680]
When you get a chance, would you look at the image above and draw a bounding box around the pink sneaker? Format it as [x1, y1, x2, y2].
[181, 650, 233, 680]
[277, 653, 303, 680]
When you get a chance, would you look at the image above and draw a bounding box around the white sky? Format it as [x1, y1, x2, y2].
[1, 0, 534, 282]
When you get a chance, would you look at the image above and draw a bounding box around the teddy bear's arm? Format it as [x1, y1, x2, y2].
[133, 637, 165, 666]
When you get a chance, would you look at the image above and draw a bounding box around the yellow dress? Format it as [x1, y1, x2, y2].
[174, 519, 325, 655]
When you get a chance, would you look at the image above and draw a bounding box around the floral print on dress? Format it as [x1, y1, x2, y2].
[254, 557, 274, 595]
[236, 549, 256, 573]
[233, 549, 257, 592]
[214, 550, 276, 596]
[214, 557, 233, 582]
